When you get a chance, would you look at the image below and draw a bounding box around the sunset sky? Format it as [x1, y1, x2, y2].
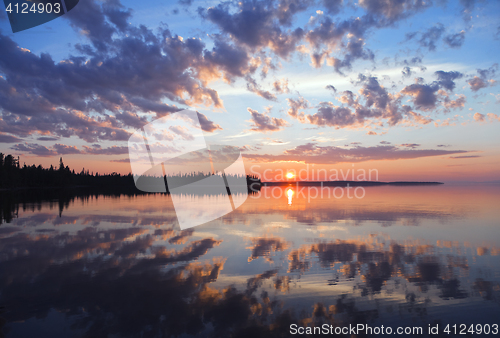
[0, 0, 499, 182]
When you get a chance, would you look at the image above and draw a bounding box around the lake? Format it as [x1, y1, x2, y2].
[0, 184, 499, 337]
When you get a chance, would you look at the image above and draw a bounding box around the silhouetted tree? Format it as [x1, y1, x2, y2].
[0, 154, 261, 191]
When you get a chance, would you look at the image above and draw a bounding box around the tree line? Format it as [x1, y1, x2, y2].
[0, 154, 135, 188]
[0, 153, 261, 190]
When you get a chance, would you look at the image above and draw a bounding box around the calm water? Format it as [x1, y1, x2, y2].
[0, 185, 499, 337]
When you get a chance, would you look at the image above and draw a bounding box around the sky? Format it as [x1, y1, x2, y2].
[0, 0, 499, 182]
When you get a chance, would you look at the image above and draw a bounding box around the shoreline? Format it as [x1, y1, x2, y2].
[262, 181, 444, 187]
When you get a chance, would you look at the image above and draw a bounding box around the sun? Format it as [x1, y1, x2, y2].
[286, 172, 295, 179]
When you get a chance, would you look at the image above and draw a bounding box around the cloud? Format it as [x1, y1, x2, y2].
[401, 56, 424, 67]
[401, 83, 439, 110]
[203, 38, 252, 81]
[404, 111, 433, 125]
[433, 116, 459, 127]
[53, 144, 82, 155]
[0, 133, 21, 143]
[443, 94, 466, 111]
[202, 1, 304, 58]
[1, 0, 466, 149]
[474, 112, 500, 123]
[11, 143, 57, 157]
[402, 66, 413, 78]
[459, 0, 477, 20]
[36, 136, 59, 141]
[435, 71, 463, 91]
[400, 143, 420, 148]
[262, 139, 290, 146]
[322, 0, 342, 14]
[275, 0, 314, 26]
[239, 145, 261, 152]
[401, 71, 464, 111]
[169, 125, 195, 141]
[0, 0, 227, 143]
[245, 143, 470, 164]
[487, 113, 500, 121]
[468, 64, 498, 92]
[303, 103, 356, 127]
[12, 142, 132, 157]
[0, 0, 489, 163]
[355, 75, 402, 125]
[443, 31, 466, 48]
[286, 96, 309, 119]
[326, 84, 337, 93]
[406, 24, 445, 51]
[113, 112, 149, 129]
[305, 16, 374, 72]
[287, 72, 468, 130]
[247, 108, 289, 133]
[110, 158, 130, 163]
[65, 0, 132, 53]
[246, 76, 277, 101]
[288, 70, 468, 130]
[290, 75, 406, 128]
[358, 0, 430, 22]
[200, 0, 430, 75]
[196, 112, 223, 133]
[449, 155, 480, 159]
[357, 74, 390, 109]
[468, 77, 488, 92]
[406, 25, 465, 51]
[473, 112, 485, 121]
[273, 78, 290, 94]
[82, 145, 129, 155]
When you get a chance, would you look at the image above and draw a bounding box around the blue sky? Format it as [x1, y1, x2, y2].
[0, 0, 499, 181]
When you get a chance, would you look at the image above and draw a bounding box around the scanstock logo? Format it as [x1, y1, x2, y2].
[4, 0, 79, 33]
[128, 109, 248, 230]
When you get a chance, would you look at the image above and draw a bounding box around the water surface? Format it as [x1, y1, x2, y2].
[0, 184, 499, 337]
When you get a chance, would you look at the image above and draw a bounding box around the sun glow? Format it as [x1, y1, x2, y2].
[286, 172, 295, 179]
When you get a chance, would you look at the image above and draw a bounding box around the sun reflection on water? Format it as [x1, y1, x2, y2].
[287, 188, 294, 206]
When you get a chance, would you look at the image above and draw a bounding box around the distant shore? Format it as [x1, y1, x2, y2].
[262, 181, 444, 187]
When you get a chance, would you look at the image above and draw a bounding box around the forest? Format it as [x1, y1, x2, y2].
[0, 153, 261, 190]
